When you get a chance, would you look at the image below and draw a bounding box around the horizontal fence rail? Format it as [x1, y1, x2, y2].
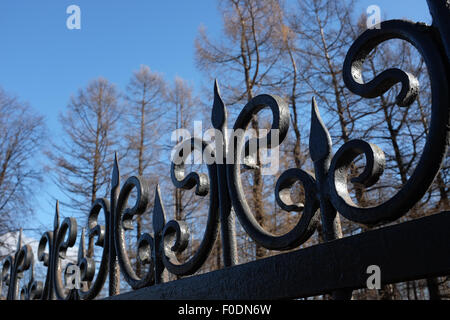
[0, 0, 449, 300]
[107, 211, 450, 300]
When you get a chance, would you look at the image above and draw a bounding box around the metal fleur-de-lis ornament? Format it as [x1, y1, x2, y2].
[0, 229, 34, 300]
[309, 97, 343, 242]
[212, 80, 238, 267]
[133, 184, 168, 285]
[116, 182, 169, 288]
[109, 152, 121, 295]
[36, 201, 78, 300]
[1, 0, 449, 301]
[151, 185, 167, 284]
[309, 97, 352, 300]
[73, 152, 121, 299]
[113, 81, 237, 286]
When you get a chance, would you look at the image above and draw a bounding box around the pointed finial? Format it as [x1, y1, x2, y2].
[16, 228, 23, 252]
[309, 97, 332, 163]
[53, 200, 60, 232]
[152, 184, 166, 235]
[212, 79, 227, 130]
[112, 152, 120, 190]
[78, 227, 86, 263]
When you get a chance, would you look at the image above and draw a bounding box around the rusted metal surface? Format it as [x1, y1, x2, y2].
[0, 0, 448, 300]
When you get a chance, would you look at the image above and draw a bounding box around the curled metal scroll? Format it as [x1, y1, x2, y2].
[76, 198, 110, 299]
[0, 230, 35, 300]
[275, 169, 321, 246]
[36, 202, 78, 300]
[20, 257, 43, 300]
[37, 230, 53, 299]
[330, 19, 450, 226]
[226, 93, 320, 250]
[163, 137, 220, 276]
[0, 1, 448, 300]
[114, 175, 153, 290]
[53, 216, 78, 300]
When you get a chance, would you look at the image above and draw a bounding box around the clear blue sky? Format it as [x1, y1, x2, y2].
[0, 1, 431, 234]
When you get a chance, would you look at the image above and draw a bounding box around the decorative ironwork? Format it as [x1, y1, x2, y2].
[0, 0, 448, 300]
[1, 230, 36, 300]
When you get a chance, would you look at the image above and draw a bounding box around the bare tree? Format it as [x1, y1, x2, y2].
[196, 0, 285, 259]
[288, 0, 359, 142]
[46, 77, 122, 256]
[0, 87, 46, 236]
[122, 65, 167, 276]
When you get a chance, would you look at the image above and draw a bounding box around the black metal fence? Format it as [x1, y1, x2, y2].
[1, 0, 449, 300]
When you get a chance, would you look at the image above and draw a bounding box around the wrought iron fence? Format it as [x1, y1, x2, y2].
[1, 0, 449, 300]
